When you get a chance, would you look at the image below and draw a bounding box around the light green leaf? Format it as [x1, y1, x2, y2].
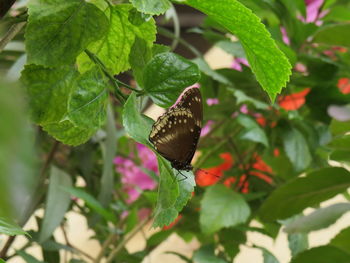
[232, 89, 269, 110]
[193, 245, 228, 263]
[237, 114, 268, 146]
[330, 227, 350, 254]
[39, 166, 72, 243]
[259, 167, 350, 222]
[17, 250, 47, 263]
[26, 0, 108, 66]
[192, 57, 231, 85]
[0, 218, 27, 236]
[329, 150, 350, 163]
[98, 105, 117, 206]
[153, 157, 179, 228]
[144, 52, 200, 107]
[186, 0, 292, 101]
[329, 135, 350, 151]
[283, 128, 311, 172]
[122, 92, 154, 147]
[62, 187, 116, 222]
[255, 246, 279, 263]
[288, 233, 308, 257]
[21, 65, 78, 125]
[330, 119, 350, 136]
[200, 185, 250, 234]
[130, 0, 171, 15]
[313, 23, 350, 48]
[284, 203, 350, 234]
[290, 246, 350, 263]
[43, 120, 95, 146]
[67, 67, 108, 129]
[77, 4, 156, 75]
[174, 170, 196, 211]
[215, 40, 246, 58]
[0, 259, 6, 263]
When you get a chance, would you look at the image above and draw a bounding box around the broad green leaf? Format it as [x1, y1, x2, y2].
[330, 227, 350, 254]
[130, 0, 171, 15]
[153, 157, 179, 228]
[123, 92, 154, 147]
[39, 166, 72, 243]
[43, 120, 95, 146]
[237, 114, 268, 146]
[313, 23, 350, 48]
[174, 170, 196, 211]
[192, 57, 231, 85]
[290, 246, 350, 263]
[77, 4, 156, 75]
[0, 82, 38, 219]
[21, 65, 78, 125]
[17, 250, 47, 263]
[0, 259, 6, 263]
[330, 119, 350, 136]
[26, 0, 108, 66]
[259, 167, 350, 222]
[200, 185, 250, 234]
[329, 135, 350, 151]
[329, 150, 350, 163]
[144, 52, 200, 107]
[186, 0, 292, 101]
[283, 128, 311, 172]
[219, 228, 246, 259]
[323, 6, 350, 22]
[129, 37, 152, 87]
[232, 89, 269, 110]
[285, 203, 350, 234]
[152, 44, 171, 56]
[63, 187, 116, 222]
[98, 105, 117, 206]
[215, 40, 246, 58]
[0, 218, 27, 236]
[193, 245, 228, 263]
[288, 233, 308, 257]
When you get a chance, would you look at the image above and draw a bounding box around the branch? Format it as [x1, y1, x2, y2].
[0, 22, 26, 52]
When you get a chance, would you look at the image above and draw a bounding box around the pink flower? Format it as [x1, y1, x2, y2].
[114, 146, 157, 203]
[201, 120, 215, 137]
[231, 58, 249, 72]
[206, 98, 219, 106]
[294, 63, 308, 74]
[299, 0, 327, 25]
[280, 27, 290, 45]
[240, 104, 249, 114]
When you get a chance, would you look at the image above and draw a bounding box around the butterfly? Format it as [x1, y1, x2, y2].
[149, 87, 203, 172]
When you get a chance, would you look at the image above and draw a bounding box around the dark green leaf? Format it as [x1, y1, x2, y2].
[290, 246, 350, 263]
[193, 245, 228, 263]
[329, 135, 350, 151]
[17, 250, 47, 263]
[283, 128, 311, 172]
[313, 23, 350, 48]
[130, 0, 171, 15]
[77, 4, 156, 75]
[26, 0, 108, 66]
[330, 227, 350, 254]
[284, 203, 350, 234]
[200, 185, 250, 234]
[237, 114, 268, 146]
[259, 167, 350, 222]
[330, 119, 350, 136]
[329, 150, 350, 163]
[123, 92, 154, 146]
[39, 166, 72, 243]
[165, 252, 191, 263]
[186, 0, 292, 101]
[144, 52, 200, 107]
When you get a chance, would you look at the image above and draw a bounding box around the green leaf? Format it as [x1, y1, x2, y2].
[42, 120, 95, 146]
[237, 114, 269, 146]
[0, 259, 6, 263]
[21, 65, 78, 125]
[26, 0, 108, 66]
[144, 52, 200, 107]
[255, 246, 279, 263]
[39, 167, 72, 243]
[186, 0, 291, 101]
[313, 23, 350, 48]
[282, 128, 311, 172]
[153, 157, 179, 228]
[67, 67, 108, 129]
[288, 233, 308, 257]
[200, 185, 250, 234]
[129, 37, 152, 87]
[174, 170, 196, 211]
[192, 57, 231, 85]
[62, 187, 116, 222]
[193, 245, 228, 263]
[259, 167, 350, 222]
[232, 89, 269, 110]
[0, 218, 27, 236]
[77, 4, 156, 75]
[98, 105, 117, 206]
[215, 40, 246, 58]
[329, 135, 350, 151]
[123, 92, 154, 146]
[330, 119, 350, 136]
[130, 0, 171, 15]
[330, 227, 350, 254]
[290, 246, 350, 263]
[284, 203, 350, 234]
[329, 150, 350, 163]
[17, 250, 47, 263]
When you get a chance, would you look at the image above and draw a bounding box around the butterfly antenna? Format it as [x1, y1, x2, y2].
[194, 168, 221, 178]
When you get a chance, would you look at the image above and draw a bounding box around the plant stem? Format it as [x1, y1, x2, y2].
[0, 22, 26, 52]
[105, 216, 152, 263]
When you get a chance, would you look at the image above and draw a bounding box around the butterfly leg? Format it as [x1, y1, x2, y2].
[178, 170, 187, 182]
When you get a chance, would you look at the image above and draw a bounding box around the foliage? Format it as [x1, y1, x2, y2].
[1, 0, 350, 262]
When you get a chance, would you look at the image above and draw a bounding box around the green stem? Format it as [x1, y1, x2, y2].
[0, 22, 26, 53]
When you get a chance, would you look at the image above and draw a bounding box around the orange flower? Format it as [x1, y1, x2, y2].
[163, 214, 183, 230]
[338, 78, 350, 94]
[249, 155, 273, 184]
[278, 88, 311, 111]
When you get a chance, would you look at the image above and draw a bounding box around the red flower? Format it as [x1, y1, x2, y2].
[163, 214, 183, 230]
[278, 88, 310, 111]
[338, 78, 350, 94]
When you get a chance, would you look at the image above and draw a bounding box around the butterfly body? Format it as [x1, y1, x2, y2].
[149, 88, 203, 171]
